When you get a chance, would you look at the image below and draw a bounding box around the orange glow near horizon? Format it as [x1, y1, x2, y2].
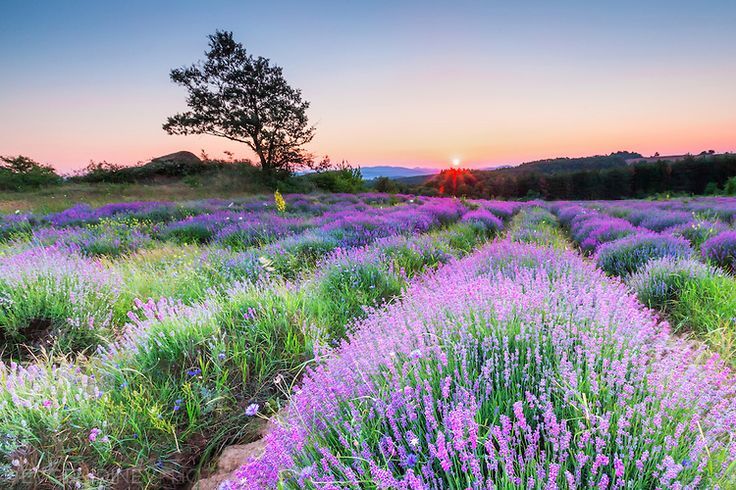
[1, 2, 735, 173]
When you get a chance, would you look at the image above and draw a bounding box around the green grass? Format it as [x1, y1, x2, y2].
[0, 178, 270, 214]
[668, 273, 736, 364]
[0, 212, 503, 487]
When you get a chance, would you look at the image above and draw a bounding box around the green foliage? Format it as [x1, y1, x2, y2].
[627, 258, 713, 311]
[0, 155, 61, 191]
[263, 233, 340, 279]
[306, 165, 365, 193]
[724, 176, 736, 196]
[669, 273, 736, 364]
[704, 181, 720, 195]
[373, 176, 399, 193]
[419, 154, 736, 200]
[164, 31, 321, 175]
[507, 208, 569, 249]
[74, 158, 259, 184]
[0, 267, 118, 357]
[308, 259, 404, 339]
[0, 198, 506, 487]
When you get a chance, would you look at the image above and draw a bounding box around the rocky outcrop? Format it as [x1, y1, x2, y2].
[192, 411, 283, 490]
[150, 151, 202, 165]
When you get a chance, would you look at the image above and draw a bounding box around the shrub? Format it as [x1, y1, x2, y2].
[0, 247, 119, 356]
[669, 273, 736, 363]
[595, 232, 692, 276]
[668, 220, 729, 248]
[231, 241, 736, 488]
[638, 211, 692, 232]
[262, 232, 340, 278]
[373, 176, 399, 193]
[444, 222, 489, 253]
[0, 213, 34, 242]
[308, 247, 404, 339]
[724, 176, 736, 196]
[215, 216, 306, 251]
[29, 221, 154, 257]
[701, 230, 736, 272]
[459, 209, 503, 235]
[116, 245, 266, 313]
[507, 208, 568, 248]
[627, 257, 714, 310]
[0, 155, 61, 191]
[0, 358, 117, 487]
[306, 167, 365, 193]
[376, 234, 455, 277]
[570, 216, 636, 253]
[704, 181, 720, 195]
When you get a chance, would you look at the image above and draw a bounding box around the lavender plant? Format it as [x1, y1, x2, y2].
[230, 241, 736, 489]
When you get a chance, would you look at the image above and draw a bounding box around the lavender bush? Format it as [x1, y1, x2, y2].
[701, 230, 736, 273]
[0, 246, 119, 355]
[595, 232, 693, 276]
[230, 241, 736, 488]
[627, 257, 716, 310]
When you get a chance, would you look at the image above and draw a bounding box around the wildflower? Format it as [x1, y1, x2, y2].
[409, 349, 422, 359]
[186, 368, 202, 377]
[408, 434, 420, 448]
[173, 399, 183, 412]
[403, 453, 418, 468]
[274, 190, 287, 213]
[245, 403, 259, 416]
[88, 428, 101, 443]
[299, 465, 314, 479]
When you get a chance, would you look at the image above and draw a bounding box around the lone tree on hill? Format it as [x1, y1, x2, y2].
[164, 31, 326, 176]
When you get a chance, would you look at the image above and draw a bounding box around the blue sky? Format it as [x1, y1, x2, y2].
[1, 0, 735, 171]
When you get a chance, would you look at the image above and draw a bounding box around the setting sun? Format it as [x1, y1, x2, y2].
[452, 158, 461, 168]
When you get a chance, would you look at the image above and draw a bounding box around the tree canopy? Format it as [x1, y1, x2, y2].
[164, 31, 323, 175]
[0, 155, 60, 190]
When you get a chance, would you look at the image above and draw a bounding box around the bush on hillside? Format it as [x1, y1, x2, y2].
[305, 165, 364, 193]
[0, 155, 61, 190]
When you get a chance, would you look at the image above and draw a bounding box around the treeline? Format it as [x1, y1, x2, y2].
[418, 154, 736, 200]
[492, 151, 642, 176]
[0, 153, 366, 194]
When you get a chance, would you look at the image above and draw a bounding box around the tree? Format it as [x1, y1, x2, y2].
[0, 155, 61, 190]
[374, 176, 398, 193]
[724, 176, 736, 196]
[164, 31, 323, 176]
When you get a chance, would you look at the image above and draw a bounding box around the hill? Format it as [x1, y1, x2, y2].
[415, 152, 736, 200]
[490, 151, 642, 175]
[359, 166, 439, 180]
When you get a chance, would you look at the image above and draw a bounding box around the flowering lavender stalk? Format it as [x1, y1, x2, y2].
[229, 241, 736, 489]
[595, 232, 693, 276]
[0, 246, 119, 354]
[701, 230, 736, 273]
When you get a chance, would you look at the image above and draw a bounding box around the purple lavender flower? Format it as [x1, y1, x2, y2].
[701, 230, 736, 272]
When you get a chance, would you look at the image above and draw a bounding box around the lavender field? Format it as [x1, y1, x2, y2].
[1, 194, 736, 488]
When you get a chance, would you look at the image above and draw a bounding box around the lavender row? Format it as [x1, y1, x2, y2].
[0, 207, 507, 487]
[229, 237, 736, 489]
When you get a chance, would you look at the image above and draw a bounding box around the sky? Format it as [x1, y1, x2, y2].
[1, 0, 735, 173]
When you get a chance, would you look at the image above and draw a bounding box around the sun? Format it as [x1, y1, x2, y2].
[451, 158, 461, 168]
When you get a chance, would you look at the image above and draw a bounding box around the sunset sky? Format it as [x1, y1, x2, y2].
[1, 0, 735, 172]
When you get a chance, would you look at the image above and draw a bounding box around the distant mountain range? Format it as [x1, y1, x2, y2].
[359, 166, 440, 180]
